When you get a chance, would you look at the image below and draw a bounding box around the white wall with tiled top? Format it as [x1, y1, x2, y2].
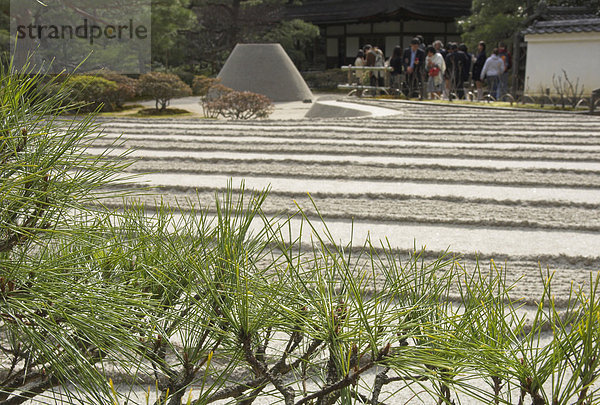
[525, 32, 600, 96]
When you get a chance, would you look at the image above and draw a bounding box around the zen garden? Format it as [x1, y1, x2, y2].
[2, 1, 600, 404]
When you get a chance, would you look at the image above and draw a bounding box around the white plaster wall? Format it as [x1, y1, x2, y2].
[524, 32, 600, 96]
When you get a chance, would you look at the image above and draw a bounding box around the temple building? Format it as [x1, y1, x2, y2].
[286, 0, 472, 69]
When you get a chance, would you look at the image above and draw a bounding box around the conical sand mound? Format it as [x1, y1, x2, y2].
[217, 43, 313, 102]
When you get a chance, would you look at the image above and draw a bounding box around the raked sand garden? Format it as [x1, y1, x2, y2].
[95, 98, 600, 303]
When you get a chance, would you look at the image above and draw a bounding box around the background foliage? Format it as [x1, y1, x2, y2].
[0, 0, 318, 74]
[459, 0, 600, 53]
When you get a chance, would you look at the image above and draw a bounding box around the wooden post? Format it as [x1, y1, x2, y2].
[591, 89, 600, 114]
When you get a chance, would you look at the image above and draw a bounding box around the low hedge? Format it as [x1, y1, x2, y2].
[64, 75, 120, 112]
[301, 69, 347, 91]
[91, 70, 139, 108]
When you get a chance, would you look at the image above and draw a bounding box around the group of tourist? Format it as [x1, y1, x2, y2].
[353, 36, 512, 101]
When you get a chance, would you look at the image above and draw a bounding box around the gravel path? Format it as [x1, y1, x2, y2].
[93, 100, 600, 303]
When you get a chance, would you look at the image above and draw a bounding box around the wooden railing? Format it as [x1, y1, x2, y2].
[339, 66, 396, 96]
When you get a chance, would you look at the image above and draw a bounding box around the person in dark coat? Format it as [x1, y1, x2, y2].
[389, 45, 403, 92]
[458, 43, 472, 85]
[445, 43, 469, 100]
[472, 41, 487, 100]
[402, 38, 426, 98]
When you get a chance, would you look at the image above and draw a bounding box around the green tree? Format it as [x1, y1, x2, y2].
[458, 0, 529, 52]
[459, 0, 600, 52]
[187, 0, 317, 73]
[261, 18, 320, 70]
[7, 0, 151, 73]
[151, 0, 196, 68]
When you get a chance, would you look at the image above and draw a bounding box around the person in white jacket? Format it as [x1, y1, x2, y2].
[480, 48, 505, 100]
[425, 46, 446, 99]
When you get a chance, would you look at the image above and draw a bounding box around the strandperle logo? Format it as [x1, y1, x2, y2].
[16, 19, 149, 45]
[10, 0, 151, 74]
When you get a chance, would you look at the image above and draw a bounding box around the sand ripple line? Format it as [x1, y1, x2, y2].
[87, 147, 600, 171]
[103, 191, 600, 232]
[127, 159, 600, 189]
[119, 173, 600, 204]
[92, 135, 600, 152]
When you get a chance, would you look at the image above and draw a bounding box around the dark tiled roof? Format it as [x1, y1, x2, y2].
[285, 0, 471, 24]
[523, 18, 600, 34]
[523, 5, 600, 35]
[543, 6, 597, 20]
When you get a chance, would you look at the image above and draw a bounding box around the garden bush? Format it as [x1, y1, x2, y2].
[200, 83, 233, 118]
[91, 70, 140, 109]
[215, 90, 274, 119]
[139, 72, 192, 111]
[59, 189, 600, 405]
[201, 85, 273, 119]
[192, 75, 220, 97]
[301, 69, 347, 91]
[63, 75, 120, 112]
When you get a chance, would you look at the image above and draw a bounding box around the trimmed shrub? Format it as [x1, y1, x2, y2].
[201, 84, 233, 118]
[202, 85, 273, 119]
[192, 75, 220, 97]
[218, 91, 274, 119]
[64, 75, 120, 112]
[138, 72, 192, 111]
[91, 70, 139, 108]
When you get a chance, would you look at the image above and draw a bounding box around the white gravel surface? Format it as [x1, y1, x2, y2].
[92, 99, 600, 301]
